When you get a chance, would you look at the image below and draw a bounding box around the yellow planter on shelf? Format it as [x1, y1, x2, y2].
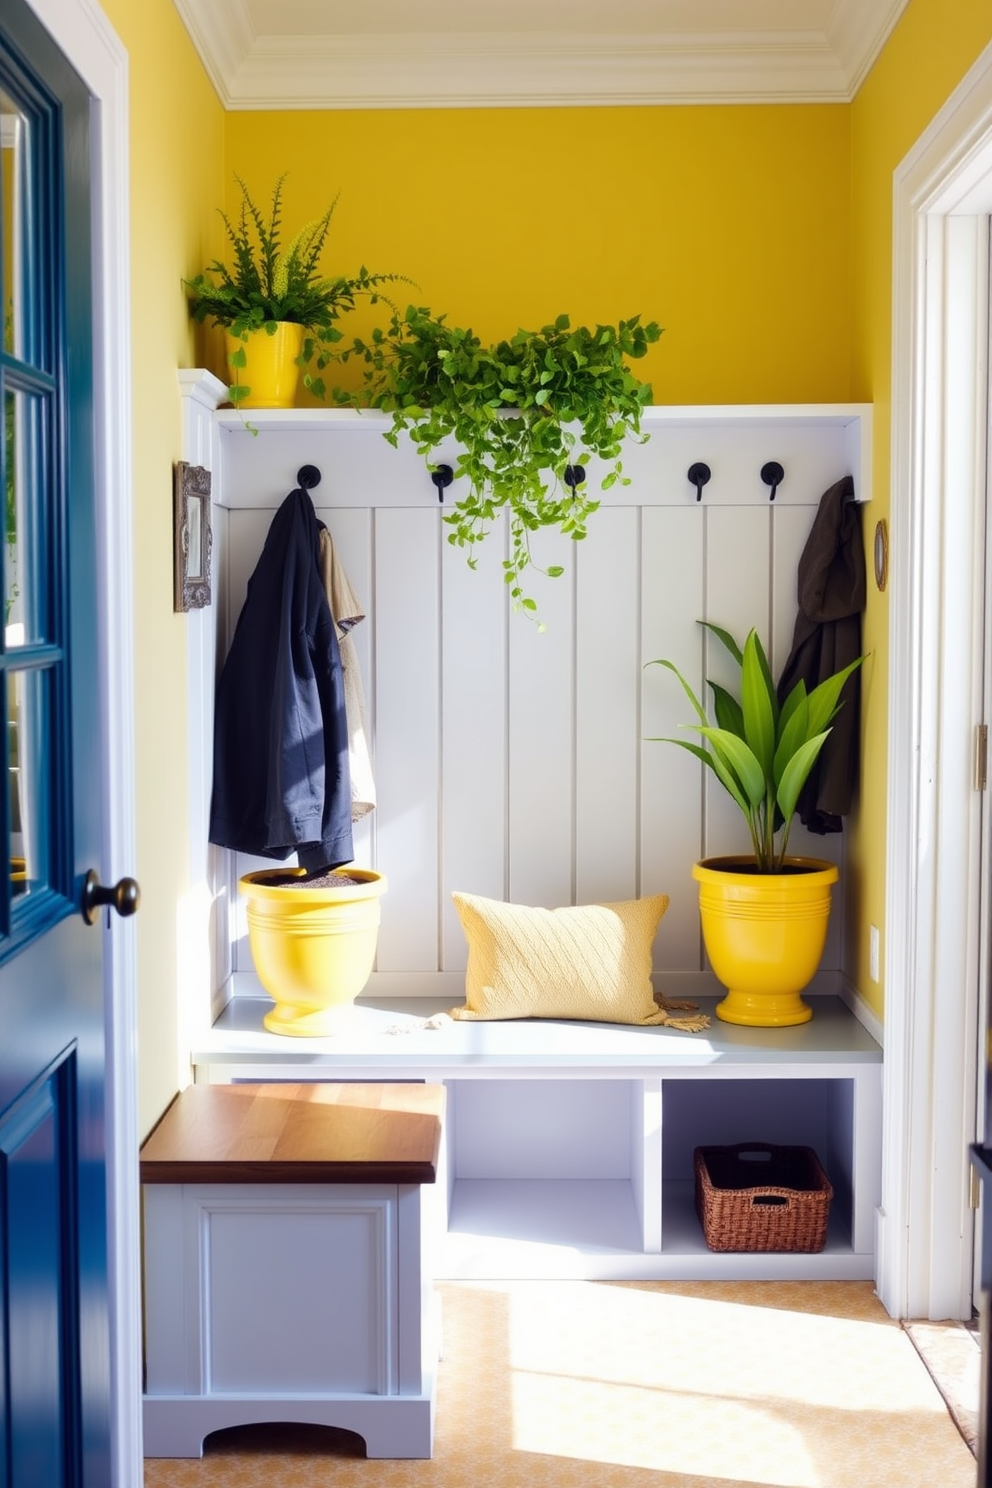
[226, 322, 304, 409]
[692, 856, 839, 1027]
[239, 867, 387, 1037]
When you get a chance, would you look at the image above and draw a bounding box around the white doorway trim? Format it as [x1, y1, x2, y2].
[23, 0, 139, 1480]
[881, 37, 992, 1321]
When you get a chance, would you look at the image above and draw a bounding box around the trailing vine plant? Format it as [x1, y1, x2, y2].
[336, 305, 662, 618]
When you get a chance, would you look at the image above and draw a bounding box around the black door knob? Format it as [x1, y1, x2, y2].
[81, 870, 141, 925]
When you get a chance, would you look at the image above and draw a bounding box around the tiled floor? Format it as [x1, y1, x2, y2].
[144, 1279, 978, 1487]
[905, 1317, 981, 1454]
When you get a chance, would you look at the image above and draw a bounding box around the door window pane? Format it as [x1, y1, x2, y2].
[3, 385, 43, 646]
[1, 89, 25, 362]
[9, 666, 49, 898]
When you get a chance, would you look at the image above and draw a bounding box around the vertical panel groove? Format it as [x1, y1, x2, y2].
[768, 505, 776, 646]
[437, 514, 444, 970]
[368, 507, 379, 887]
[570, 562, 578, 907]
[502, 519, 511, 903]
[701, 503, 709, 875]
[635, 506, 643, 901]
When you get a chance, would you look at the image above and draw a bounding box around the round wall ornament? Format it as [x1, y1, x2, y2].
[873, 518, 888, 592]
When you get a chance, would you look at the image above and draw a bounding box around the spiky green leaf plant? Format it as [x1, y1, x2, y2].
[646, 621, 863, 872]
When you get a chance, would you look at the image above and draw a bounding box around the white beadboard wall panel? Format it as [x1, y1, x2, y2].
[213, 406, 872, 513]
[206, 403, 867, 996]
[574, 507, 640, 906]
[440, 517, 509, 970]
[640, 506, 707, 970]
[507, 528, 575, 909]
[374, 508, 442, 971]
[214, 415, 446, 510]
[592, 407, 871, 509]
[702, 505, 773, 861]
[772, 503, 813, 673]
[212, 505, 232, 677]
[225, 507, 275, 644]
[202, 412, 441, 508]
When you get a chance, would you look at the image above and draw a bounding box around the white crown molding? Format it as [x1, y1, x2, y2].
[172, 0, 907, 108]
[229, 34, 847, 110]
[171, 0, 255, 104]
[826, 0, 911, 97]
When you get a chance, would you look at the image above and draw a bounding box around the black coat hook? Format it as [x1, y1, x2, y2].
[761, 461, 785, 501]
[563, 464, 586, 490]
[688, 462, 711, 502]
[430, 464, 454, 502]
[297, 464, 321, 491]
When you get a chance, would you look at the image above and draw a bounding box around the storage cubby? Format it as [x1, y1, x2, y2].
[443, 1079, 648, 1277]
[451, 1079, 635, 1179]
[659, 1079, 858, 1269]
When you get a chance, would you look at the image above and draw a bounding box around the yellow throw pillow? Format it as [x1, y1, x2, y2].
[449, 891, 679, 1026]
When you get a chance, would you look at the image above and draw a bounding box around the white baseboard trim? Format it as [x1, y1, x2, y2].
[840, 977, 884, 1047]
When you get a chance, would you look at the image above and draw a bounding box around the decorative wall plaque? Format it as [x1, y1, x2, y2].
[173, 461, 212, 612]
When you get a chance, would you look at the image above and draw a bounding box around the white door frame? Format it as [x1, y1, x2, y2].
[881, 38, 992, 1322]
[22, 0, 140, 1479]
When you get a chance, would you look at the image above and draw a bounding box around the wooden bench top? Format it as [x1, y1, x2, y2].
[139, 1082, 445, 1186]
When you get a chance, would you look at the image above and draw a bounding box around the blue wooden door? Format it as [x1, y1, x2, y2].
[1, 3, 122, 1483]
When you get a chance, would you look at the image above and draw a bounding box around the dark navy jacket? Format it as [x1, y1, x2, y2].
[208, 486, 354, 871]
[777, 475, 865, 835]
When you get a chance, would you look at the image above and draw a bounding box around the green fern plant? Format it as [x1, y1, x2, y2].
[336, 305, 662, 618]
[183, 174, 406, 404]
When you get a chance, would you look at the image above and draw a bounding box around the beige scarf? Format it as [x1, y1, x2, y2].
[318, 528, 376, 821]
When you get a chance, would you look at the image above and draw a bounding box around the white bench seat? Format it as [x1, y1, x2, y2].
[193, 994, 882, 1283]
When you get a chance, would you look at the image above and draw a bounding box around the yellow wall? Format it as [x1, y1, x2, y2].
[224, 105, 853, 407]
[97, 0, 225, 1137]
[848, 0, 992, 1017]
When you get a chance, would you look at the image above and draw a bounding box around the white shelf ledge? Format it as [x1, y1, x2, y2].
[194, 995, 882, 1081]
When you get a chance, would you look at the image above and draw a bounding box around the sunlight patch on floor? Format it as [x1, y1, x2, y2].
[501, 1281, 970, 1486]
[143, 1280, 977, 1488]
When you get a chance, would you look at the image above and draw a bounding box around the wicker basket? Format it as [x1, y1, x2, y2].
[693, 1143, 833, 1253]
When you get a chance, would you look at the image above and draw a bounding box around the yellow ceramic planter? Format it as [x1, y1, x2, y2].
[240, 867, 387, 1037]
[226, 322, 304, 408]
[692, 856, 838, 1027]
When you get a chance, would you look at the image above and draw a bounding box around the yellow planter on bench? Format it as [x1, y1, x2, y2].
[692, 856, 838, 1027]
[240, 867, 388, 1037]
